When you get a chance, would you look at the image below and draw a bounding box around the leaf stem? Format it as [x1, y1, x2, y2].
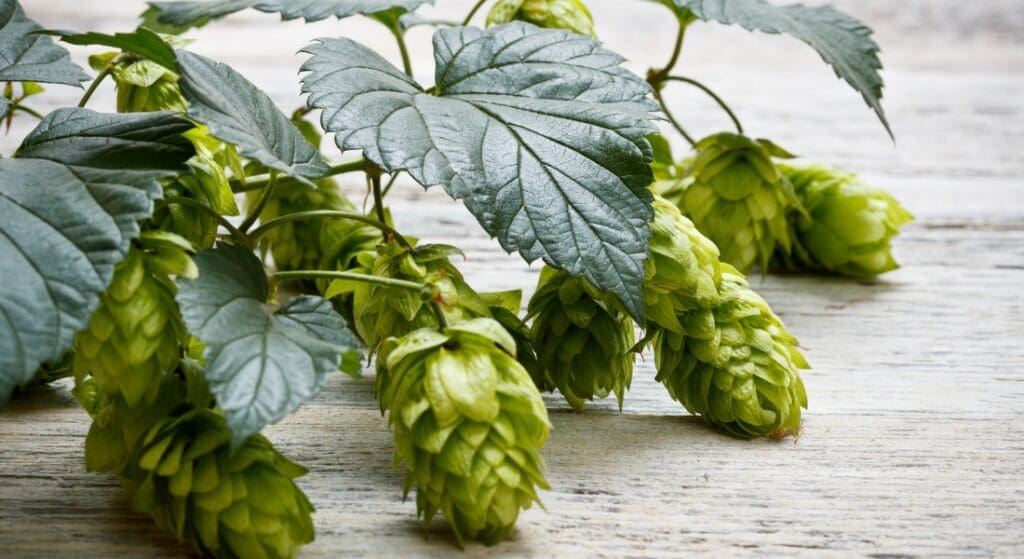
[231, 159, 366, 192]
[429, 300, 449, 329]
[249, 209, 411, 249]
[369, 166, 388, 225]
[11, 104, 44, 119]
[239, 170, 277, 233]
[389, 24, 413, 77]
[665, 75, 743, 134]
[78, 66, 113, 108]
[655, 93, 696, 147]
[381, 172, 400, 197]
[647, 15, 693, 89]
[164, 196, 249, 245]
[273, 270, 428, 292]
[462, 0, 489, 26]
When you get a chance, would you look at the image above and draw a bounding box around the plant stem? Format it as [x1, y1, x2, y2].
[390, 24, 413, 77]
[164, 196, 249, 245]
[430, 300, 449, 329]
[273, 270, 427, 292]
[647, 16, 692, 89]
[78, 66, 113, 108]
[231, 159, 366, 192]
[655, 94, 696, 147]
[369, 167, 388, 225]
[11, 104, 44, 119]
[665, 75, 744, 134]
[381, 172, 401, 197]
[239, 170, 277, 233]
[249, 209, 412, 249]
[462, 0, 488, 25]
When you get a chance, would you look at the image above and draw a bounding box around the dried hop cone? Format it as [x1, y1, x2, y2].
[643, 196, 723, 332]
[340, 241, 490, 352]
[527, 266, 635, 410]
[74, 233, 196, 407]
[121, 409, 315, 559]
[653, 271, 809, 438]
[775, 163, 914, 277]
[677, 133, 802, 273]
[486, 0, 596, 37]
[376, 318, 550, 546]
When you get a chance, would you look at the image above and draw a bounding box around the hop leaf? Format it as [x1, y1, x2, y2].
[124, 408, 315, 559]
[376, 318, 550, 546]
[672, 133, 802, 273]
[653, 270, 808, 438]
[775, 163, 913, 277]
[73, 234, 195, 407]
[487, 0, 597, 37]
[527, 266, 635, 410]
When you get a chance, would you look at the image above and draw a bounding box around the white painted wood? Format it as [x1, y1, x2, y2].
[2, 1, 1022, 557]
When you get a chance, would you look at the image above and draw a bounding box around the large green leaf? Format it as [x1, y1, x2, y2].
[175, 48, 328, 180]
[146, 0, 432, 30]
[49, 27, 176, 70]
[660, 0, 889, 136]
[302, 23, 657, 320]
[0, 0, 89, 117]
[177, 243, 362, 445]
[0, 108, 194, 403]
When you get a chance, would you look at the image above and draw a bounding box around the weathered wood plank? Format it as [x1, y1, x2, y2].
[2, 0, 1022, 557]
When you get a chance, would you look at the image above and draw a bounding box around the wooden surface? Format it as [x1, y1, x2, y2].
[3, 0, 1023, 557]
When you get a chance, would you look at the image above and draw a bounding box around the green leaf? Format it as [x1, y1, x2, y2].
[176, 243, 362, 445]
[175, 48, 329, 180]
[146, 0, 433, 31]
[302, 23, 658, 321]
[662, 0, 889, 136]
[0, 0, 89, 88]
[48, 27, 176, 70]
[0, 108, 194, 404]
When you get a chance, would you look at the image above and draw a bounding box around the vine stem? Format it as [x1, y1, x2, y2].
[665, 75, 744, 134]
[11, 104, 44, 119]
[231, 159, 366, 193]
[389, 24, 413, 77]
[273, 270, 428, 292]
[369, 166, 388, 225]
[430, 301, 449, 329]
[462, 0, 488, 26]
[381, 172, 401, 197]
[655, 94, 696, 147]
[647, 14, 694, 90]
[249, 209, 412, 249]
[239, 170, 277, 233]
[163, 196, 249, 245]
[78, 66, 113, 108]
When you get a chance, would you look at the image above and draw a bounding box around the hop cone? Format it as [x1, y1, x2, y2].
[643, 196, 723, 332]
[123, 409, 315, 559]
[376, 319, 550, 546]
[486, 0, 596, 37]
[112, 59, 187, 114]
[344, 241, 490, 352]
[676, 133, 802, 273]
[775, 164, 914, 277]
[653, 271, 808, 438]
[526, 266, 635, 410]
[74, 233, 195, 407]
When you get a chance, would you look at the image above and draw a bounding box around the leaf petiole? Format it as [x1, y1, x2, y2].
[248, 209, 412, 249]
[78, 65, 113, 108]
[231, 158, 367, 192]
[239, 170, 277, 232]
[461, 0, 489, 26]
[665, 75, 744, 134]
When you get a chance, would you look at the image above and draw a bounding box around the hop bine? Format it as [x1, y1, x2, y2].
[376, 319, 550, 546]
[774, 163, 914, 277]
[526, 266, 635, 410]
[660, 133, 803, 274]
[73, 233, 195, 407]
[652, 270, 809, 438]
[486, 0, 596, 37]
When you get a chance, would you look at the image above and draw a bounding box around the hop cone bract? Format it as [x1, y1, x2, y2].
[527, 266, 635, 410]
[676, 133, 801, 273]
[653, 271, 808, 438]
[775, 163, 914, 277]
[376, 319, 550, 545]
[486, 0, 596, 37]
[112, 59, 187, 114]
[74, 234, 195, 407]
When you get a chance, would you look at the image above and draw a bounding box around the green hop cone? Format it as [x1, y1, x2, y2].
[123, 408, 315, 559]
[653, 271, 809, 438]
[74, 233, 196, 407]
[643, 196, 723, 332]
[376, 318, 550, 546]
[527, 266, 635, 410]
[486, 0, 596, 37]
[334, 241, 490, 352]
[110, 58, 187, 114]
[676, 133, 802, 274]
[775, 163, 914, 277]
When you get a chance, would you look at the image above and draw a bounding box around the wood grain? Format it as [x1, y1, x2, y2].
[2, 0, 1023, 557]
